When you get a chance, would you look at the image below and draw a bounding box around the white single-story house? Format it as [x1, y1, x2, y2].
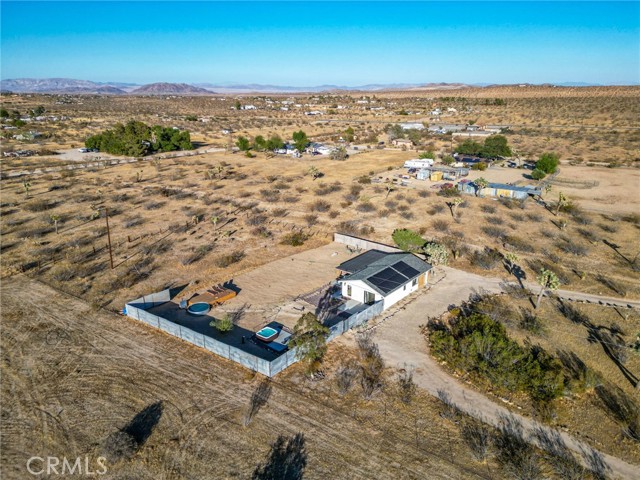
[337, 250, 432, 310]
[399, 122, 425, 131]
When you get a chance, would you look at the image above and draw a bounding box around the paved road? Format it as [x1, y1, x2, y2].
[369, 266, 640, 479]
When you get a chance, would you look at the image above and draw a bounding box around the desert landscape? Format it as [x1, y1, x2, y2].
[1, 83, 639, 478]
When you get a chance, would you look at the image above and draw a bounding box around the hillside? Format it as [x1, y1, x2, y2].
[129, 82, 213, 95]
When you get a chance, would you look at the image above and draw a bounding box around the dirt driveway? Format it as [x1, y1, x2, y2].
[363, 266, 640, 479]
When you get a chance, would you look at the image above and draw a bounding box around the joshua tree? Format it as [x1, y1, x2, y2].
[543, 184, 552, 198]
[135, 170, 143, 182]
[385, 179, 395, 198]
[535, 268, 560, 309]
[504, 252, 519, 275]
[50, 214, 60, 234]
[474, 177, 489, 197]
[22, 179, 31, 198]
[447, 197, 463, 218]
[307, 165, 321, 181]
[210, 215, 219, 232]
[555, 191, 568, 216]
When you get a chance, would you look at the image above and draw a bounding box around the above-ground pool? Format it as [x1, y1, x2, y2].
[256, 326, 279, 342]
[187, 302, 211, 316]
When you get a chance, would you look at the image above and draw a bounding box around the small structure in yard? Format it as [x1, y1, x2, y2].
[416, 166, 469, 181]
[187, 284, 236, 306]
[457, 181, 541, 199]
[337, 250, 432, 310]
[392, 138, 413, 148]
[404, 158, 434, 169]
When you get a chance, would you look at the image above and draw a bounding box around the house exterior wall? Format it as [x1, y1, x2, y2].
[341, 279, 383, 304]
[341, 272, 428, 311]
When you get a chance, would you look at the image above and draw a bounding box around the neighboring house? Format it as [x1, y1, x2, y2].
[337, 250, 432, 310]
[457, 180, 541, 199]
[399, 122, 425, 130]
[392, 138, 413, 147]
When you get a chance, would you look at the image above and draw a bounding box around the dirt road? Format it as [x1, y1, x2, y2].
[370, 266, 640, 479]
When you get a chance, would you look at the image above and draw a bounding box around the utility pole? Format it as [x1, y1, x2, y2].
[105, 207, 114, 269]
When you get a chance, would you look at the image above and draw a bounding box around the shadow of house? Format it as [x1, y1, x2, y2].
[168, 284, 189, 300]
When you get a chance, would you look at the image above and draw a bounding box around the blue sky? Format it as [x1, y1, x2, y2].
[2, 1, 639, 85]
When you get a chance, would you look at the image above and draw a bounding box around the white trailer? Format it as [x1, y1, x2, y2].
[404, 159, 434, 169]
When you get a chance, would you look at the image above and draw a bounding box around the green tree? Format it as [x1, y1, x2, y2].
[290, 312, 330, 377]
[210, 315, 234, 333]
[480, 135, 512, 158]
[419, 150, 435, 160]
[292, 130, 308, 153]
[531, 168, 546, 180]
[307, 165, 322, 180]
[330, 146, 348, 160]
[504, 252, 519, 275]
[386, 124, 405, 140]
[265, 135, 284, 151]
[253, 135, 266, 151]
[236, 136, 251, 151]
[536, 152, 560, 174]
[234, 100, 241, 110]
[343, 126, 355, 142]
[456, 139, 483, 156]
[0, 108, 9, 118]
[392, 229, 426, 252]
[442, 155, 455, 166]
[535, 268, 560, 309]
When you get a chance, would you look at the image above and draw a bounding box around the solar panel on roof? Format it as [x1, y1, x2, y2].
[368, 267, 407, 294]
[393, 261, 420, 279]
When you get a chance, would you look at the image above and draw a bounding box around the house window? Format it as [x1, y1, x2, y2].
[412, 278, 417, 286]
[347, 284, 352, 297]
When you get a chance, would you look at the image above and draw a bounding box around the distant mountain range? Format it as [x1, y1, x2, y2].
[1, 78, 636, 95]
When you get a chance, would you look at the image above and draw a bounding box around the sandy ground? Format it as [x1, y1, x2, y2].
[209, 242, 355, 330]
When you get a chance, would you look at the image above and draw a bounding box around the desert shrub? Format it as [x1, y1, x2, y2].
[437, 187, 459, 197]
[315, 182, 342, 196]
[280, 232, 308, 246]
[303, 214, 318, 226]
[215, 250, 245, 268]
[526, 212, 543, 222]
[432, 219, 449, 232]
[503, 235, 535, 253]
[598, 223, 618, 233]
[356, 202, 376, 213]
[399, 211, 414, 220]
[357, 175, 371, 184]
[335, 361, 359, 396]
[510, 212, 525, 222]
[557, 350, 601, 393]
[461, 419, 491, 462]
[428, 204, 446, 215]
[336, 220, 359, 235]
[480, 204, 496, 214]
[396, 368, 416, 405]
[436, 389, 460, 421]
[271, 208, 288, 217]
[577, 228, 599, 243]
[430, 313, 564, 402]
[282, 195, 300, 203]
[310, 200, 331, 212]
[498, 198, 517, 210]
[23, 199, 56, 212]
[356, 333, 385, 399]
[273, 181, 290, 190]
[621, 212, 640, 225]
[481, 225, 507, 239]
[259, 189, 280, 202]
[251, 226, 271, 238]
[556, 241, 588, 256]
[123, 216, 144, 228]
[519, 309, 544, 334]
[469, 248, 503, 270]
[417, 190, 430, 198]
[181, 245, 212, 265]
[247, 213, 268, 226]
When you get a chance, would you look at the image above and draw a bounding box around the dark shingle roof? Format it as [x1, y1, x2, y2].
[339, 250, 432, 296]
